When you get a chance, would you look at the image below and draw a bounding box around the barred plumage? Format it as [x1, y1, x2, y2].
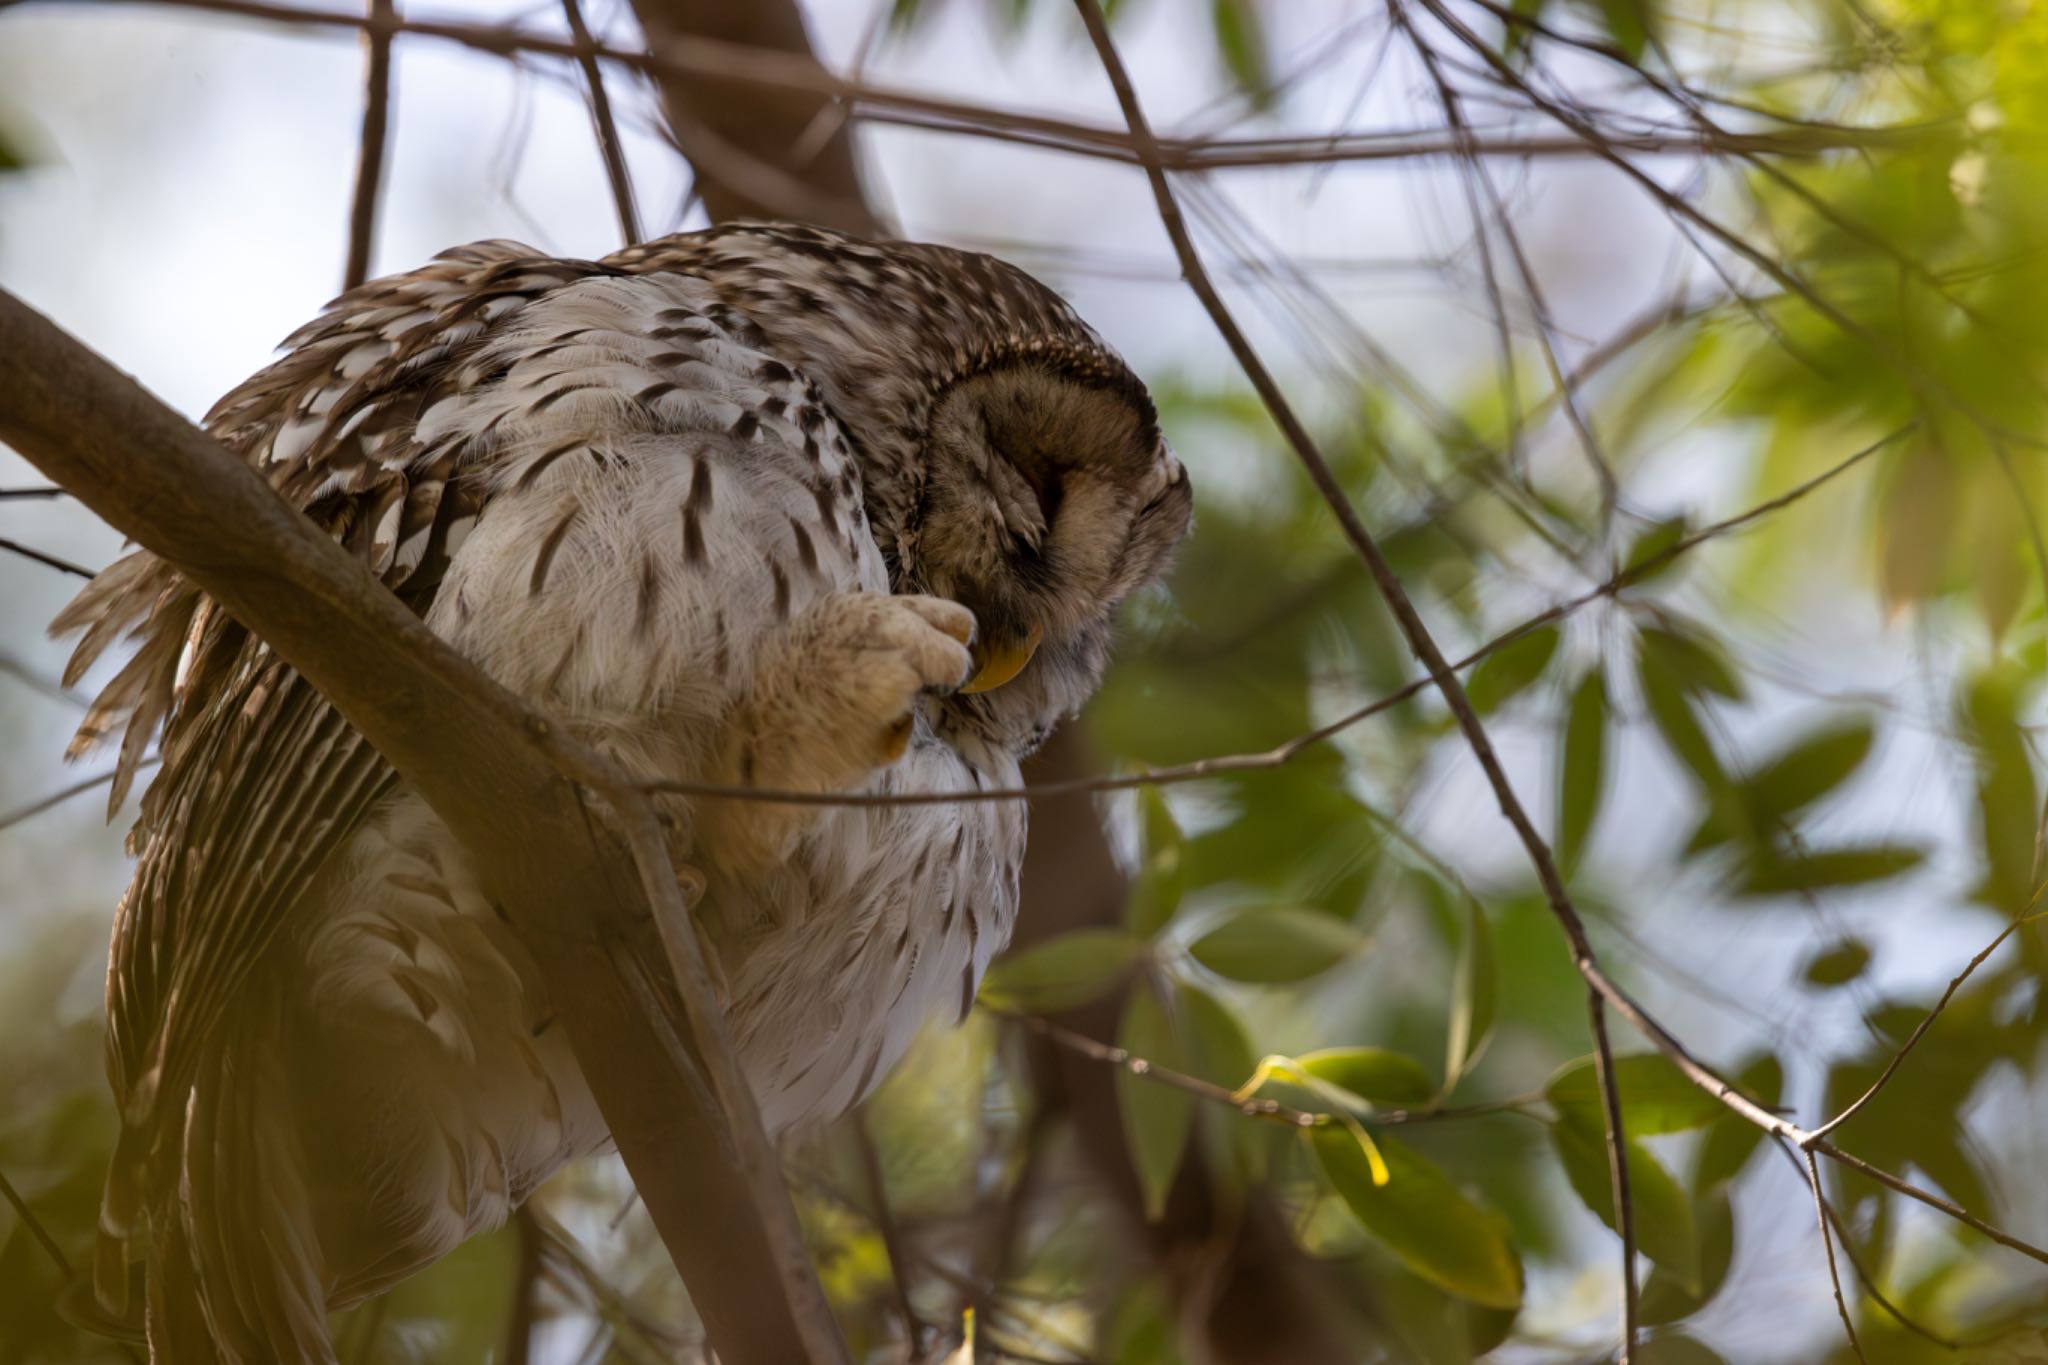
[55, 221, 1191, 1361]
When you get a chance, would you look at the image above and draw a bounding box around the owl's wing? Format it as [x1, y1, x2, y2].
[52, 241, 613, 1237]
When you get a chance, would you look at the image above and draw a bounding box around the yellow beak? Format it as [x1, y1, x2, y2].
[961, 622, 1044, 694]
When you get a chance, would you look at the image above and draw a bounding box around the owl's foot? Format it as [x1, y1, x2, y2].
[667, 858, 727, 1007]
[704, 592, 975, 870]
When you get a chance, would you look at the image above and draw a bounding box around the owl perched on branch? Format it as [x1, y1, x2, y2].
[52, 221, 1191, 1362]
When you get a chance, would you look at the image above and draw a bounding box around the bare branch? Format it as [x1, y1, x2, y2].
[0, 535, 91, 577]
[1586, 992, 1637, 1360]
[560, 0, 640, 245]
[342, 0, 394, 290]
[1803, 1144, 1870, 1364]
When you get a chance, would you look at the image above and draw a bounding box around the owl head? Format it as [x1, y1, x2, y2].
[654, 222, 1194, 751]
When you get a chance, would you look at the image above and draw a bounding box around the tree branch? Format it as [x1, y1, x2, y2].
[341, 0, 393, 290]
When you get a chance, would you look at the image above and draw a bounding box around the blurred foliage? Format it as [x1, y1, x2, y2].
[6, 0, 2048, 1360]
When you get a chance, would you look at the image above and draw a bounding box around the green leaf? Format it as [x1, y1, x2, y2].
[1637, 1336, 1729, 1365]
[1557, 668, 1608, 873]
[1638, 623, 1744, 701]
[1127, 788, 1188, 939]
[1636, 638, 1728, 795]
[1314, 1130, 1523, 1309]
[1298, 1047, 1436, 1105]
[979, 929, 1137, 1011]
[1116, 981, 1193, 1220]
[1444, 901, 1498, 1086]
[1188, 907, 1359, 983]
[1209, 0, 1272, 108]
[1177, 982, 1256, 1088]
[1802, 938, 1873, 986]
[1465, 626, 1560, 715]
[1545, 1053, 1725, 1136]
[1595, 0, 1656, 60]
[1620, 515, 1691, 584]
[1963, 666, 2043, 911]
[1551, 1123, 1700, 1293]
[1735, 844, 1925, 896]
[1685, 718, 1874, 853]
[1640, 1180, 1736, 1325]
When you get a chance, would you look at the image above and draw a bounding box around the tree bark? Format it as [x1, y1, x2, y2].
[628, 0, 882, 236]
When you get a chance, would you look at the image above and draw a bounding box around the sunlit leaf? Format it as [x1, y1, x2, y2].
[1117, 980, 1193, 1221]
[1466, 625, 1560, 715]
[1314, 1129, 1523, 1309]
[1545, 1053, 1725, 1136]
[1445, 901, 1498, 1086]
[1557, 667, 1607, 873]
[1552, 1123, 1700, 1293]
[1298, 1047, 1436, 1106]
[1736, 844, 1925, 896]
[979, 928, 1137, 1011]
[1188, 906, 1360, 983]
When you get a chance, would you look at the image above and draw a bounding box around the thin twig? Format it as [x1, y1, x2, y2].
[855, 1109, 927, 1356]
[0, 1160, 74, 1277]
[559, 0, 640, 245]
[0, 759, 155, 831]
[1810, 905, 2048, 1143]
[1802, 1144, 1870, 1363]
[504, 1206, 541, 1365]
[0, 536, 91, 577]
[1586, 992, 1637, 1360]
[0, 485, 67, 498]
[995, 1007, 1535, 1132]
[5, 0, 1938, 170]
[342, 0, 394, 290]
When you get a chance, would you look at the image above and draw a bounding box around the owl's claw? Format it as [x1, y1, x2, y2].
[668, 859, 727, 1007]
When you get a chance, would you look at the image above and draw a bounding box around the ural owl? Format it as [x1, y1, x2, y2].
[53, 222, 1192, 1361]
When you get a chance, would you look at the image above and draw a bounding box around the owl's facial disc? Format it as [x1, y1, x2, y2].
[914, 363, 1191, 721]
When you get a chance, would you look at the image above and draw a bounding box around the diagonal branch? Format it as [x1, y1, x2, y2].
[0, 288, 848, 1365]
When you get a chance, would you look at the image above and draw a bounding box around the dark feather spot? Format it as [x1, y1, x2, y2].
[515, 437, 584, 491]
[529, 503, 580, 595]
[635, 553, 660, 632]
[768, 559, 790, 619]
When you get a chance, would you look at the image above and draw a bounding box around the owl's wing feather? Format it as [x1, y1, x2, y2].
[54, 242, 615, 1257]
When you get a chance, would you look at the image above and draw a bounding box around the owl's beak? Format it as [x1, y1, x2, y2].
[961, 622, 1043, 694]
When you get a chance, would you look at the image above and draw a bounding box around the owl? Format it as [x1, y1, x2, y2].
[51, 221, 1192, 1362]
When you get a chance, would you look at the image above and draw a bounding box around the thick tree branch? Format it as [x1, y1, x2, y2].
[624, 0, 880, 235]
[0, 290, 847, 1365]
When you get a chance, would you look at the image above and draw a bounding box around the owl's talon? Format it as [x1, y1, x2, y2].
[667, 859, 726, 1005]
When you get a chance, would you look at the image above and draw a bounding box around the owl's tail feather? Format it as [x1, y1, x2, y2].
[143, 1215, 224, 1365]
[107, 1018, 338, 1364]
